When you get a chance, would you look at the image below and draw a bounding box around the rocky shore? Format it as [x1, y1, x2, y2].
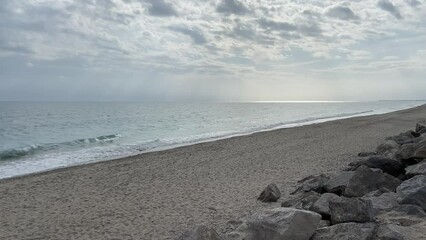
[179, 121, 426, 240]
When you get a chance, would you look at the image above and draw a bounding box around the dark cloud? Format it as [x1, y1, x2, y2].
[216, 0, 249, 15]
[326, 6, 359, 21]
[169, 26, 207, 45]
[258, 18, 297, 32]
[145, 0, 178, 17]
[378, 0, 403, 20]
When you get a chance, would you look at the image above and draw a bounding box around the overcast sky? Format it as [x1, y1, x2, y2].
[0, 0, 425, 101]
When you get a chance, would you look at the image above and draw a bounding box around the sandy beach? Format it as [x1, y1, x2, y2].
[1, 104, 425, 240]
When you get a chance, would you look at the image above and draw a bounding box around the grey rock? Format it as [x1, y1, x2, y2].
[375, 224, 405, 240]
[396, 175, 426, 210]
[361, 192, 399, 216]
[347, 156, 404, 177]
[416, 120, 426, 133]
[310, 193, 340, 218]
[386, 131, 420, 145]
[290, 174, 330, 195]
[376, 204, 426, 226]
[363, 187, 393, 197]
[228, 208, 321, 240]
[312, 222, 377, 240]
[281, 191, 320, 210]
[396, 143, 421, 161]
[258, 183, 281, 202]
[414, 143, 426, 159]
[405, 160, 426, 176]
[377, 141, 399, 158]
[344, 166, 401, 197]
[358, 151, 377, 157]
[324, 171, 355, 195]
[178, 225, 222, 240]
[318, 220, 330, 228]
[329, 197, 374, 224]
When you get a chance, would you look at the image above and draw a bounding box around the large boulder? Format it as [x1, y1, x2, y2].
[329, 197, 374, 224]
[413, 143, 426, 160]
[312, 222, 377, 240]
[386, 131, 420, 145]
[375, 224, 405, 240]
[227, 208, 321, 240]
[376, 204, 426, 226]
[376, 140, 399, 158]
[310, 193, 340, 218]
[347, 156, 404, 177]
[396, 175, 426, 210]
[416, 121, 426, 133]
[405, 160, 426, 176]
[361, 192, 399, 216]
[178, 225, 222, 240]
[281, 191, 321, 210]
[344, 166, 401, 197]
[290, 174, 330, 195]
[258, 183, 281, 202]
[324, 171, 355, 195]
[396, 143, 421, 161]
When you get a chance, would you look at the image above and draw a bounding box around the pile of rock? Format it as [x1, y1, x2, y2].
[178, 121, 426, 240]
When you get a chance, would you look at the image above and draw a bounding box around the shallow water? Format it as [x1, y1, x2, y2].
[0, 101, 424, 179]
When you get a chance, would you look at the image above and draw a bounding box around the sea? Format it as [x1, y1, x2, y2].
[0, 101, 424, 179]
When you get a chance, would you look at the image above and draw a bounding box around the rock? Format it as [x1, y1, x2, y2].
[376, 204, 426, 227]
[310, 193, 340, 218]
[376, 140, 399, 158]
[363, 187, 393, 197]
[329, 197, 374, 224]
[348, 156, 404, 177]
[396, 175, 426, 210]
[312, 222, 377, 240]
[290, 174, 329, 195]
[396, 143, 421, 161]
[416, 121, 426, 133]
[228, 208, 321, 240]
[361, 192, 399, 216]
[258, 183, 281, 202]
[344, 166, 402, 197]
[386, 131, 420, 145]
[405, 160, 426, 176]
[318, 220, 330, 228]
[281, 191, 320, 210]
[178, 225, 222, 240]
[414, 143, 426, 159]
[358, 151, 376, 157]
[375, 224, 405, 240]
[324, 171, 355, 195]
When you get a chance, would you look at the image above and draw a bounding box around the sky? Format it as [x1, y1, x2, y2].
[0, 0, 425, 102]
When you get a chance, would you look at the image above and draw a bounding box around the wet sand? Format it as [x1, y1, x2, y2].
[1, 104, 425, 240]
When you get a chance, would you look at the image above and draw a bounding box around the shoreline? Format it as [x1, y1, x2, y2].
[1, 104, 426, 239]
[1, 103, 424, 181]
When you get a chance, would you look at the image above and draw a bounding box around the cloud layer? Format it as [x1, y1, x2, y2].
[0, 0, 425, 101]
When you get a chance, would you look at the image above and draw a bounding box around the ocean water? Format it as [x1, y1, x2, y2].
[0, 101, 424, 179]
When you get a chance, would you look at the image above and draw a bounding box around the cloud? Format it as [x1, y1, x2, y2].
[408, 0, 421, 8]
[145, 0, 178, 17]
[169, 26, 207, 45]
[258, 18, 297, 32]
[326, 6, 359, 21]
[216, 0, 249, 15]
[378, 0, 403, 20]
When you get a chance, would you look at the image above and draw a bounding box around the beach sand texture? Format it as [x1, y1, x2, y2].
[1, 104, 425, 240]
